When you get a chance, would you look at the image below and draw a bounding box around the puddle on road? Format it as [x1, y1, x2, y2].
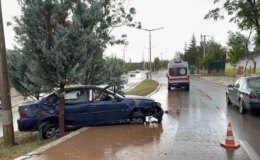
[40, 86, 182, 160]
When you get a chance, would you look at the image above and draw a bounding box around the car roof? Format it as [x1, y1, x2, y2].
[64, 85, 103, 90]
[244, 75, 260, 79]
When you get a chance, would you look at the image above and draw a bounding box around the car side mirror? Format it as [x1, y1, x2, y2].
[235, 84, 240, 88]
[227, 84, 234, 88]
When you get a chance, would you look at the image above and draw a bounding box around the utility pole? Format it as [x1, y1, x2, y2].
[0, 0, 15, 147]
[123, 42, 128, 72]
[138, 27, 164, 79]
[202, 35, 208, 74]
[160, 53, 163, 69]
[184, 42, 187, 52]
[142, 51, 145, 70]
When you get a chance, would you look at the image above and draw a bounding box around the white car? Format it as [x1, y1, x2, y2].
[121, 74, 128, 84]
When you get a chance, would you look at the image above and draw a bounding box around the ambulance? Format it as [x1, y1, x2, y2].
[166, 59, 190, 90]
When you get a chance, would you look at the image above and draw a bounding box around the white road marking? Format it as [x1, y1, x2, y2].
[240, 140, 260, 160]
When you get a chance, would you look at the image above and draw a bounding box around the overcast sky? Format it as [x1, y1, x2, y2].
[2, 0, 238, 62]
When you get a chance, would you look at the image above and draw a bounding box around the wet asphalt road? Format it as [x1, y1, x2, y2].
[30, 71, 260, 159]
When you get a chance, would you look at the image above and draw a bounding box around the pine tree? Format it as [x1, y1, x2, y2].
[103, 57, 125, 93]
[12, 0, 139, 136]
[184, 34, 199, 65]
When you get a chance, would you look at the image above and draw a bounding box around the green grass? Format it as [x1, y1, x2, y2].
[125, 79, 159, 96]
[0, 131, 54, 160]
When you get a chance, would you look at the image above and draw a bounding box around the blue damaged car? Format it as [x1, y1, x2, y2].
[17, 86, 164, 139]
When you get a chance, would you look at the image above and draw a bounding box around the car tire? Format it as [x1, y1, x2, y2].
[226, 94, 231, 105]
[157, 117, 162, 123]
[130, 112, 145, 124]
[239, 100, 246, 114]
[42, 123, 59, 139]
[168, 86, 171, 91]
[185, 86, 190, 91]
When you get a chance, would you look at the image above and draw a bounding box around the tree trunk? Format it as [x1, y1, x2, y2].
[244, 57, 256, 76]
[0, 0, 15, 147]
[58, 83, 65, 137]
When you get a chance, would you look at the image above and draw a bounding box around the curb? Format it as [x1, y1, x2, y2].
[196, 76, 228, 89]
[124, 78, 146, 92]
[14, 127, 89, 160]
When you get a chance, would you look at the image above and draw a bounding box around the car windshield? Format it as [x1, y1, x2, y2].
[247, 77, 260, 89]
[169, 67, 187, 77]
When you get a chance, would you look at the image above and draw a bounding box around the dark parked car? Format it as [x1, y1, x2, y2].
[17, 85, 164, 139]
[226, 76, 260, 114]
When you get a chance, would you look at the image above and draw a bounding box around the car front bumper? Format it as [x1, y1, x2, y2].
[153, 110, 164, 120]
[168, 82, 189, 88]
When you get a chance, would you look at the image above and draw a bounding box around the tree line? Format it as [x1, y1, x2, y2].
[176, 0, 260, 75]
[124, 58, 168, 72]
[175, 34, 226, 73]
[205, 0, 260, 75]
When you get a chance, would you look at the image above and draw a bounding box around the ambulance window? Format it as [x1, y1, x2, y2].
[179, 68, 187, 76]
[169, 67, 187, 76]
[169, 68, 178, 76]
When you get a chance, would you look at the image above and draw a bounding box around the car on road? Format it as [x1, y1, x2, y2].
[120, 74, 128, 84]
[129, 72, 136, 77]
[226, 76, 260, 114]
[135, 70, 140, 73]
[17, 85, 164, 139]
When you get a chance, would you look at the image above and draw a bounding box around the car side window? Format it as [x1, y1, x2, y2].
[88, 89, 114, 103]
[240, 79, 247, 90]
[238, 79, 245, 89]
[45, 93, 59, 104]
[65, 89, 86, 104]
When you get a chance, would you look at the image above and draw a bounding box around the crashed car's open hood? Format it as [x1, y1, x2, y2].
[124, 95, 154, 101]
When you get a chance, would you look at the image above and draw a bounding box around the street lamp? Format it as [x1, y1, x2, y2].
[138, 27, 164, 79]
[202, 34, 209, 74]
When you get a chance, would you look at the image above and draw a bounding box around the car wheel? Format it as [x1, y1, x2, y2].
[239, 100, 246, 114]
[185, 86, 190, 91]
[42, 123, 59, 139]
[226, 94, 231, 105]
[168, 86, 171, 91]
[130, 112, 145, 124]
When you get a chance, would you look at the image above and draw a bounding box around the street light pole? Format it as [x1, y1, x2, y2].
[139, 27, 164, 79]
[0, 0, 15, 147]
[149, 31, 152, 78]
[202, 34, 209, 74]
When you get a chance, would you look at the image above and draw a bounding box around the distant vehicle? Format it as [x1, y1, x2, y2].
[17, 85, 164, 139]
[226, 76, 260, 114]
[166, 59, 190, 90]
[129, 72, 136, 77]
[120, 74, 128, 84]
[135, 70, 140, 73]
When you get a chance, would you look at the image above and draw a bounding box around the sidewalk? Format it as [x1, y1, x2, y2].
[199, 75, 238, 87]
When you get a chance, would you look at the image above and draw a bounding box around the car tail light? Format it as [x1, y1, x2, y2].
[19, 108, 28, 118]
[249, 91, 258, 99]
